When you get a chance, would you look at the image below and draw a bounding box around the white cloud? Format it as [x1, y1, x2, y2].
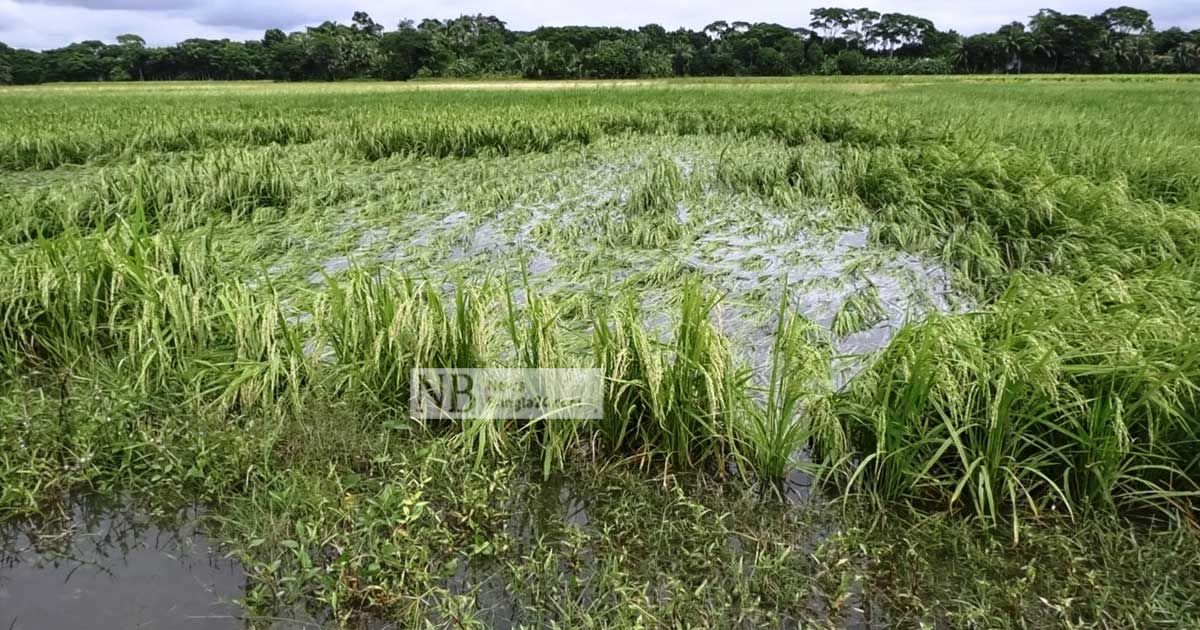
[0, 1, 259, 48]
[2, 0, 1197, 50]
[24, 0, 199, 9]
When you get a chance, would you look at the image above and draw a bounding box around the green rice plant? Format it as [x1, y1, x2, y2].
[241, 118, 319, 147]
[852, 140, 1200, 293]
[619, 156, 689, 248]
[625, 156, 685, 215]
[714, 142, 793, 199]
[453, 402, 512, 472]
[737, 290, 839, 486]
[712, 141, 848, 204]
[0, 101, 325, 171]
[592, 297, 659, 457]
[501, 274, 585, 477]
[1, 149, 347, 242]
[503, 270, 562, 371]
[593, 279, 742, 467]
[0, 188, 50, 245]
[344, 115, 597, 161]
[317, 271, 491, 416]
[0, 225, 316, 417]
[0, 225, 215, 367]
[825, 269, 1200, 537]
[832, 283, 886, 337]
[94, 150, 316, 229]
[209, 283, 311, 417]
[654, 281, 744, 466]
[0, 129, 102, 170]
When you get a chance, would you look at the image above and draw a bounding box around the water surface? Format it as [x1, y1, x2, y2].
[0, 498, 245, 629]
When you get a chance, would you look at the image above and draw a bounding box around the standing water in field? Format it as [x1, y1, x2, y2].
[288, 138, 962, 389]
[0, 498, 245, 629]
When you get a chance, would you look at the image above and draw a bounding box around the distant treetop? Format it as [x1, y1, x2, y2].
[1, 6, 1197, 84]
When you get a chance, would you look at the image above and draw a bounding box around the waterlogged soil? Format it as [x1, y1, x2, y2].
[0, 498, 245, 629]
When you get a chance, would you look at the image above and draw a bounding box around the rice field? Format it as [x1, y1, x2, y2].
[2, 76, 1200, 627]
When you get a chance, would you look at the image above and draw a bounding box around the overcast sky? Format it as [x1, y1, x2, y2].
[2, 0, 1198, 50]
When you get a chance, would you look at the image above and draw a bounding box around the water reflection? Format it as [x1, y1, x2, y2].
[0, 497, 245, 629]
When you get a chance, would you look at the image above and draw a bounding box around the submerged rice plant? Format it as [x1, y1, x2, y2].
[617, 155, 690, 248]
[832, 283, 886, 337]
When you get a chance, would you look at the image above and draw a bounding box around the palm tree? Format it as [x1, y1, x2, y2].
[1173, 42, 1199, 73]
[671, 43, 694, 76]
[948, 38, 969, 71]
[1031, 32, 1057, 72]
[516, 40, 556, 79]
[566, 50, 583, 79]
[1115, 36, 1153, 72]
[998, 23, 1029, 74]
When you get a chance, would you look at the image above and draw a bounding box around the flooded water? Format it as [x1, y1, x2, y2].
[0, 482, 881, 629]
[294, 144, 962, 394]
[437, 469, 882, 630]
[0, 499, 246, 629]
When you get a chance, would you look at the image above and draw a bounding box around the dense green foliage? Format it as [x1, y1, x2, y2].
[2, 77, 1199, 625]
[1, 6, 1198, 85]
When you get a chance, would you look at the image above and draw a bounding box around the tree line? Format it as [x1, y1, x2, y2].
[1, 6, 1197, 84]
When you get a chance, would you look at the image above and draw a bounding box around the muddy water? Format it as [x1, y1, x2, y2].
[0, 499, 245, 629]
